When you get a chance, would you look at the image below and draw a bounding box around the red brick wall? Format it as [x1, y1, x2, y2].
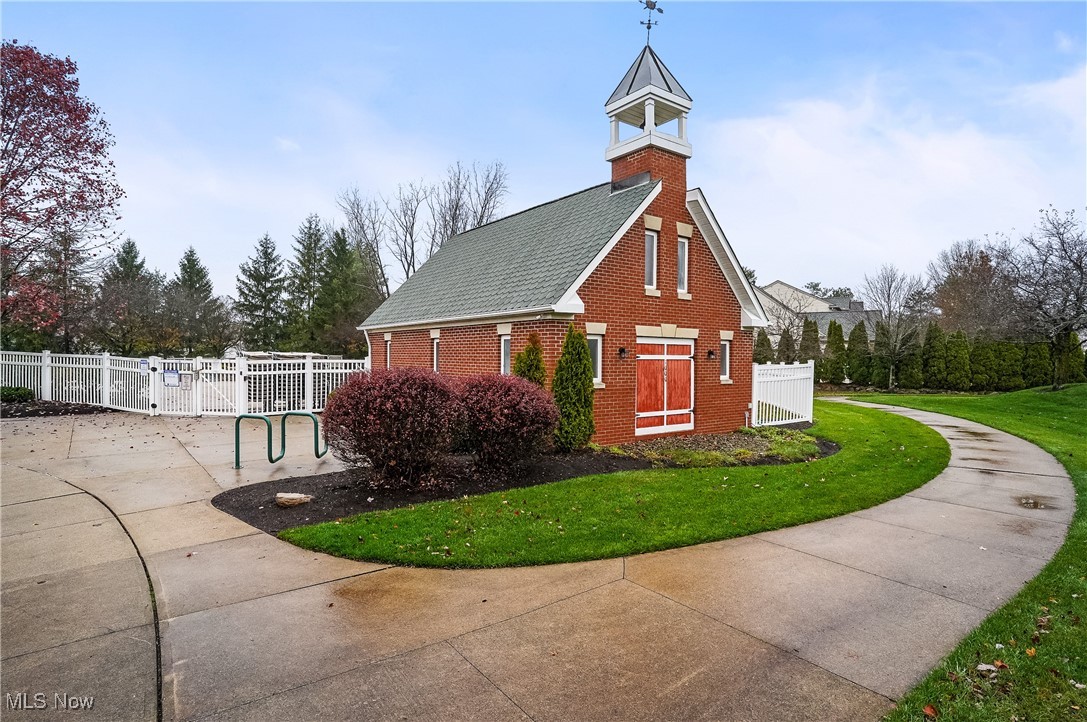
[377, 144, 754, 445]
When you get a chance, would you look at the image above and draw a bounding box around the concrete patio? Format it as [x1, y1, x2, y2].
[0, 402, 1073, 721]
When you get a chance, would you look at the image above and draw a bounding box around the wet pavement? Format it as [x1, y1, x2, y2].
[0, 403, 1074, 721]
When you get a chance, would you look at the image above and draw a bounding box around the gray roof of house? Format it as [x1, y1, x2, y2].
[805, 310, 882, 341]
[607, 45, 691, 105]
[361, 180, 659, 329]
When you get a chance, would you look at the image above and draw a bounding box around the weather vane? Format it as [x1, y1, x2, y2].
[639, 0, 663, 45]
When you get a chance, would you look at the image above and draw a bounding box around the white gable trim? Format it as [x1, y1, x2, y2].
[685, 188, 769, 328]
[554, 180, 663, 313]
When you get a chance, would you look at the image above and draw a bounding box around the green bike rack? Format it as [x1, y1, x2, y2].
[234, 412, 328, 469]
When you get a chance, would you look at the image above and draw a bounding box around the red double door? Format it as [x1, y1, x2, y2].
[635, 338, 694, 435]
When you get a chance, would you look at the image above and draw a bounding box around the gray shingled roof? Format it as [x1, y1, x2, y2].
[607, 45, 691, 105]
[806, 311, 882, 341]
[361, 180, 659, 329]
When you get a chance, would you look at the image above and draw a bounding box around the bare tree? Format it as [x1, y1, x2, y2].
[863, 264, 927, 387]
[337, 187, 390, 299]
[758, 286, 812, 344]
[426, 161, 508, 256]
[927, 238, 1016, 336]
[384, 181, 430, 282]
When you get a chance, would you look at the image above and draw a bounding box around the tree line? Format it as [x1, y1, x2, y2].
[754, 206, 1087, 390]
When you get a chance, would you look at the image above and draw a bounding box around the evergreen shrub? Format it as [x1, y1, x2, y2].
[512, 332, 547, 387]
[552, 324, 595, 451]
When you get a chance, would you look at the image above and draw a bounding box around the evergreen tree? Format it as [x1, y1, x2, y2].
[91, 239, 164, 355]
[845, 321, 870, 385]
[970, 335, 998, 391]
[775, 327, 797, 363]
[944, 331, 972, 391]
[897, 349, 924, 389]
[822, 321, 847, 384]
[163, 247, 233, 356]
[552, 324, 595, 451]
[921, 323, 947, 389]
[513, 332, 546, 386]
[1053, 331, 1086, 387]
[797, 319, 822, 376]
[312, 228, 381, 357]
[870, 322, 894, 388]
[994, 342, 1025, 391]
[235, 234, 287, 351]
[285, 214, 325, 351]
[753, 328, 774, 364]
[1022, 343, 1051, 388]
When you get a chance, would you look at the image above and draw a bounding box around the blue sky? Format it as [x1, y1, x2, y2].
[6, 2, 1085, 297]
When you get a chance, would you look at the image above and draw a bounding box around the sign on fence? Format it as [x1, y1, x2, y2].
[0, 351, 368, 418]
[751, 361, 815, 427]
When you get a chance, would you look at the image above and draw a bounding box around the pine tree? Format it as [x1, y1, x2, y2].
[970, 335, 997, 391]
[163, 247, 233, 356]
[994, 341, 1025, 391]
[311, 228, 382, 358]
[235, 234, 287, 351]
[822, 321, 847, 384]
[897, 349, 924, 389]
[753, 328, 774, 364]
[921, 323, 947, 389]
[513, 332, 546, 386]
[944, 331, 972, 391]
[91, 239, 164, 355]
[845, 321, 870, 385]
[775, 327, 797, 363]
[1053, 331, 1086, 387]
[1022, 343, 1051, 388]
[285, 214, 325, 351]
[870, 322, 893, 388]
[552, 324, 595, 451]
[797, 319, 822, 376]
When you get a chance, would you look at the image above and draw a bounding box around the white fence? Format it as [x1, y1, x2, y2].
[751, 361, 814, 427]
[0, 351, 368, 417]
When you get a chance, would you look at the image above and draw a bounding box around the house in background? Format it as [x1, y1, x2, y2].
[756, 280, 880, 347]
[359, 45, 768, 444]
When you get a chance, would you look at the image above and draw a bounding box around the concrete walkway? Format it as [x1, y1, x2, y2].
[0, 402, 1073, 721]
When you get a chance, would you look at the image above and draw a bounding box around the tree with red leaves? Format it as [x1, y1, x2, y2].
[1, 40, 124, 329]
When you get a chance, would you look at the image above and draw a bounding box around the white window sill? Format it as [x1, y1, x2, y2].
[593, 381, 606, 389]
[678, 291, 692, 300]
[719, 376, 733, 384]
[644, 287, 661, 297]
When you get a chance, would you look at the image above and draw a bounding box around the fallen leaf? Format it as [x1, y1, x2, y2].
[922, 704, 938, 718]
[327, 603, 334, 608]
[994, 660, 1008, 669]
[1026, 648, 1037, 657]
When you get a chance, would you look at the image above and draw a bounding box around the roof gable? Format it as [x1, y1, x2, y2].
[361, 181, 660, 330]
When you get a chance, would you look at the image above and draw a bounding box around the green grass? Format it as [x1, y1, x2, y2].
[852, 386, 1087, 722]
[281, 400, 948, 568]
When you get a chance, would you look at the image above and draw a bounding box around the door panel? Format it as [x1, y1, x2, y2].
[636, 358, 665, 414]
[665, 357, 692, 412]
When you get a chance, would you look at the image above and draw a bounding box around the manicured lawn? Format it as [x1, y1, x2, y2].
[281, 400, 948, 568]
[853, 386, 1087, 722]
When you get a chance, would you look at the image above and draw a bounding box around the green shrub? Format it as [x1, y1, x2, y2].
[897, 350, 924, 389]
[753, 328, 774, 364]
[798, 319, 822, 376]
[994, 341, 1025, 391]
[0, 386, 33, 403]
[944, 331, 972, 391]
[970, 335, 998, 391]
[845, 321, 870, 385]
[1054, 331, 1087, 387]
[920, 323, 947, 389]
[1022, 342, 1051, 388]
[775, 327, 797, 363]
[512, 331, 546, 387]
[822, 321, 847, 384]
[552, 324, 595, 451]
[870, 322, 893, 388]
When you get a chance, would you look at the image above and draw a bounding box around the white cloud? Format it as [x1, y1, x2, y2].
[1056, 31, 1075, 54]
[274, 136, 300, 153]
[1005, 64, 1087, 142]
[694, 74, 1085, 291]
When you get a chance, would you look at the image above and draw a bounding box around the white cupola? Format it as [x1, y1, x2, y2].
[604, 45, 693, 162]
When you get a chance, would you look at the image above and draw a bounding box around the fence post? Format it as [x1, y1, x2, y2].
[750, 363, 759, 427]
[193, 356, 203, 417]
[148, 356, 160, 416]
[806, 360, 815, 422]
[101, 353, 111, 408]
[40, 350, 53, 401]
[234, 356, 248, 416]
[304, 354, 314, 412]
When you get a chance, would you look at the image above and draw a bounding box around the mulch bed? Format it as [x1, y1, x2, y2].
[0, 401, 119, 419]
[213, 429, 838, 536]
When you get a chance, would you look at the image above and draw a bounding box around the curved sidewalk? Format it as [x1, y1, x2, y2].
[0, 402, 1074, 721]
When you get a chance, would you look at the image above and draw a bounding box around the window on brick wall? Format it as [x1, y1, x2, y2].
[644, 230, 658, 289]
[677, 236, 689, 293]
[385, 339, 391, 369]
[720, 341, 731, 380]
[500, 335, 511, 374]
[587, 335, 603, 385]
[432, 339, 440, 372]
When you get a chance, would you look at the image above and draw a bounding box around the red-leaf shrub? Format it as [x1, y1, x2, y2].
[322, 368, 457, 486]
[458, 374, 559, 469]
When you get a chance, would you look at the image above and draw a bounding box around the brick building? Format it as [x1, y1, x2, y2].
[359, 45, 768, 444]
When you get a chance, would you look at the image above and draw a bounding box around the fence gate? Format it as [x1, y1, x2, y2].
[751, 361, 814, 427]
